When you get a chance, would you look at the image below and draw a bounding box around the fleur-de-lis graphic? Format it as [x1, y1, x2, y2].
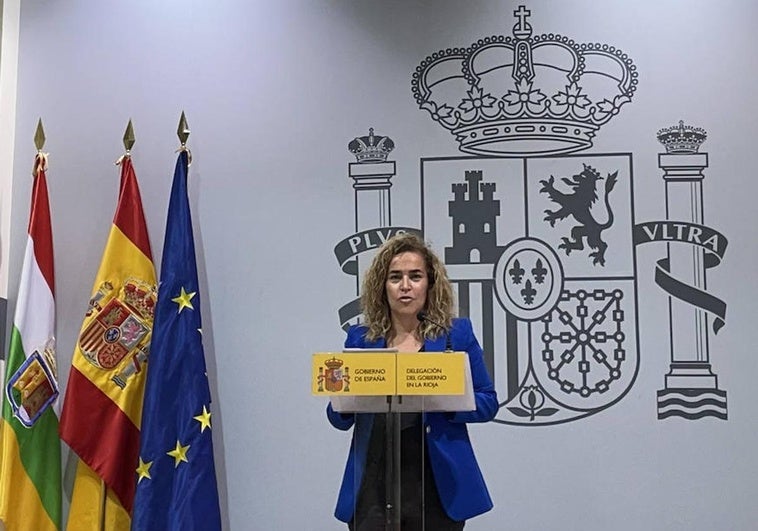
[509, 259, 525, 284]
[521, 279, 536, 305]
[532, 259, 547, 284]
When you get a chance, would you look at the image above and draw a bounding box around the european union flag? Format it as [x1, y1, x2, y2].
[132, 150, 221, 531]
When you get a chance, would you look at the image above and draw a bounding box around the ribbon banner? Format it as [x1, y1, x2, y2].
[634, 221, 728, 333]
[334, 227, 421, 274]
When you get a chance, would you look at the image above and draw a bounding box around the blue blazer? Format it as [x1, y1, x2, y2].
[326, 318, 498, 522]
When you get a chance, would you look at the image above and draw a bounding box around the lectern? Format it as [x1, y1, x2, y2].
[313, 350, 475, 530]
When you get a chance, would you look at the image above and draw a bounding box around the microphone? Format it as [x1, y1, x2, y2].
[416, 311, 452, 352]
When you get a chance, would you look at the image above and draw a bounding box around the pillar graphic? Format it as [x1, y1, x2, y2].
[654, 121, 728, 420]
[334, 129, 419, 329]
[348, 128, 396, 286]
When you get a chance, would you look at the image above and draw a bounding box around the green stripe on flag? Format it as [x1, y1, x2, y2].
[2, 325, 62, 526]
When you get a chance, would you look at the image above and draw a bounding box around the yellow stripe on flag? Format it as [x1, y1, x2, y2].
[0, 420, 57, 531]
[66, 460, 130, 531]
[70, 225, 155, 426]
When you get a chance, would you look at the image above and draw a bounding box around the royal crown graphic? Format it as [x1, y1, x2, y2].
[411, 5, 638, 156]
[348, 128, 395, 163]
[324, 357, 344, 370]
[122, 279, 156, 319]
[656, 120, 707, 154]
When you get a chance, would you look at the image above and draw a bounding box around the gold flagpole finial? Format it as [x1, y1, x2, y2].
[176, 111, 192, 165]
[34, 119, 46, 151]
[177, 111, 190, 146]
[33, 119, 48, 176]
[123, 119, 136, 153]
[116, 119, 136, 166]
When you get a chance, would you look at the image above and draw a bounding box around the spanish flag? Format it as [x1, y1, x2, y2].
[0, 153, 61, 531]
[59, 155, 156, 530]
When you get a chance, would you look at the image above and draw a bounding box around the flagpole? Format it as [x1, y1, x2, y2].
[94, 121, 135, 531]
[96, 122, 136, 531]
[99, 480, 106, 531]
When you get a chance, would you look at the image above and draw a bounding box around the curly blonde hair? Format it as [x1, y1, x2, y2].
[361, 232, 454, 341]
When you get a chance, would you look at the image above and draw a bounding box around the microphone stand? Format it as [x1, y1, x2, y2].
[384, 395, 402, 531]
[383, 313, 451, 530]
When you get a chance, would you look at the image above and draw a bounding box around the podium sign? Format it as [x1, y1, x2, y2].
[312, 352, 466, 396]
[396, 353, 465, 395]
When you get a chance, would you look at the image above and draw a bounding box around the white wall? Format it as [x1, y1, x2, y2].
[7, 1, 758, 529]
[0, 0, 19, 369]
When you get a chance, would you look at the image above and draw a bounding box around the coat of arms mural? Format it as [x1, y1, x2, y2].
[333, 6, 728, 425]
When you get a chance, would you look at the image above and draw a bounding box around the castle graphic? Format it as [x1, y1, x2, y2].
[446, 170, 506, 265]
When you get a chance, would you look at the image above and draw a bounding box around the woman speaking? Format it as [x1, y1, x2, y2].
[327, 233, 498, 530]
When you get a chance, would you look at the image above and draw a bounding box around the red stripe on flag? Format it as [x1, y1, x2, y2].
[29, 165, 55, 295]
[59, 368, 140, 513]
[113, 158, 152, 261]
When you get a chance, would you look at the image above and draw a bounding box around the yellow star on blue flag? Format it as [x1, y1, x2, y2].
[172, 287, 195, 313]
[167, 441, 190, 467]
[136, 458, 153, 483]
[193, 405, 212, 433]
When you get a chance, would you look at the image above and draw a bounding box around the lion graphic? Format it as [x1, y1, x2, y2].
[539, 164, 618, 266]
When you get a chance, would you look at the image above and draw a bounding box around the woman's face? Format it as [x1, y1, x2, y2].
[385, 251, 429, 322]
